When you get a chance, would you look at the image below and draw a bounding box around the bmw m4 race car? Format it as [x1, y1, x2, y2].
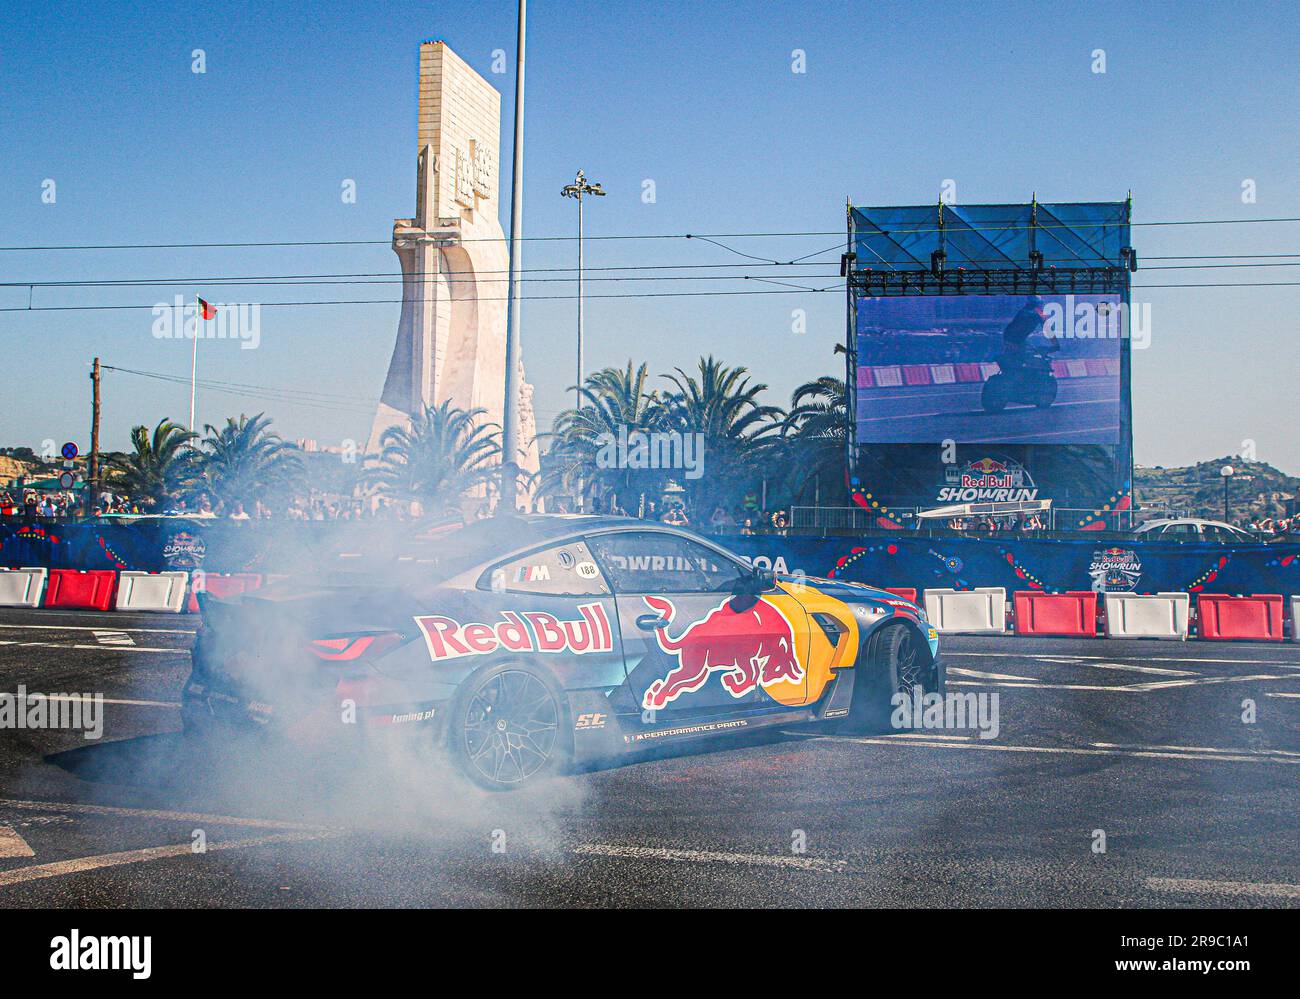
[182, 516, 942, 789]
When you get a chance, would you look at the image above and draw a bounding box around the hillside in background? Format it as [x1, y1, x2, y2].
[1136, 458, 1299, 525]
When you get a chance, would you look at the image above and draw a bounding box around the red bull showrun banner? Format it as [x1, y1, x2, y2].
[846, 201, 1134, 526]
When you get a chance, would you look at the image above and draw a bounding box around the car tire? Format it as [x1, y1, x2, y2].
[843, 623, 940, 733]
[448, 662, 572, 791]
[981, 375, 1007, 412]
[1034, 377, 1058, 408]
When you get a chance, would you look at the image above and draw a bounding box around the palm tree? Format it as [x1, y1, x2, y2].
[661, 356, 784, 522]
[543, 361, 666, 514]
[198, 413, 303, 514]
[365, 401, 500, 516]
[783, 375, 849, 504]
[106, 419, 199, 510]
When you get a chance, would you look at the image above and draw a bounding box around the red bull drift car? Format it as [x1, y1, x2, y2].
[183, 516, 942, 789]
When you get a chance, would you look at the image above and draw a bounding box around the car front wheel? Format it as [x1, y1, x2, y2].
[844, 623, 941, 733]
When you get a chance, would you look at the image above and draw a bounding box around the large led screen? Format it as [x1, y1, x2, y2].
[855, 294, 1124, 446]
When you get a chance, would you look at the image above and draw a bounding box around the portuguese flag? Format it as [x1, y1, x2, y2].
[197, 296, 217, 320]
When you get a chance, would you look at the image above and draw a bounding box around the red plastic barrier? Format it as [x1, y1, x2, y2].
[44, 569, 117, 611]
[1013, 590, 1098, 636]
[186, 572, 264, 612]
[883, 587, 919, 604]
[1196, 594, 1284, 642]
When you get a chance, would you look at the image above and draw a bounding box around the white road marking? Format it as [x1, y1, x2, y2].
[949, 680, 1123, 692]
[92, 630, 135, 646]
[0, 831, 332, 888]
[0, 798, 325, 831]
[1085, 662, 1198, 676]
[827, 736, 1300, 765]
[1266, 692, 1300, 699]
[1092, 742, 1300, 758]
[0, 623, 195, 635]
[572, 842, 848, 873]
[1132, 673, 1300, 691]
[948, 668, 1042, 682]
[947, 651, 1300, 668]
[0, 825, 35, 858]
[950, 673, 1300, 693]
[0, 640, 183, 654]
[889, 732, 973, 741]
[577, 843, 1300, 897]
[1144, 876, 1300, 900]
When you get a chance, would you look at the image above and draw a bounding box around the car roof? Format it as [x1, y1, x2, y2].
[1137, 518, 1248, 532]
[386, 514, 736, 581]
[1138, 520, 1248, 535]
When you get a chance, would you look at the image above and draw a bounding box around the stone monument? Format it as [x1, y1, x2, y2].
[368, 41, 539, 487]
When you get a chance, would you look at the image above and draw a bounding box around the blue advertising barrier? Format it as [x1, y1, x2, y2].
[0, 520, 347, 575]
[714, 535, 1300, 599]
[2, 521, 1298, 599]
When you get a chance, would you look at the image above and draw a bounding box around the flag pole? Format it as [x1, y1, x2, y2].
[189, 293, 199, 430]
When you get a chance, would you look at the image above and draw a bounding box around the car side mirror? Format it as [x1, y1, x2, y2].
[735, 565, 776, 594]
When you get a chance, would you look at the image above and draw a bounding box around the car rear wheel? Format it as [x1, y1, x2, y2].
[844, 623, 941, 733]
[449, 663, 569, 791]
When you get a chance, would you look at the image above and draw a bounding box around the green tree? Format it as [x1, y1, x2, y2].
[106, 419, 199, 510]
[543, 361, 666, 514]
[783, 375, 849, 504]
[661, 356, 784, 523]
[198, 413, 304, 514]
[365, 401, 500, 516]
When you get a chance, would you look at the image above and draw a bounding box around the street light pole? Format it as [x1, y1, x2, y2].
[501, 0, 527, 512]
[561, 170, 605, 412]
[1221, 464, 1234, 523]
[577, 190, 583, 410]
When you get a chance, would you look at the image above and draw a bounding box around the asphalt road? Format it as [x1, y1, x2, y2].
[0, 606, 1297, 908]
[857, 379, 1120, 444]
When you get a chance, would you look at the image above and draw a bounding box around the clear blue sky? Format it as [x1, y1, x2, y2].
[1, 0, 1296, 471]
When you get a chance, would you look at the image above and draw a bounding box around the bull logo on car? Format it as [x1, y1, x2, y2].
[640, 595, 803, 710]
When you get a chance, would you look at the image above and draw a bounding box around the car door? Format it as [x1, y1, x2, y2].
[586, 530, 810, 723]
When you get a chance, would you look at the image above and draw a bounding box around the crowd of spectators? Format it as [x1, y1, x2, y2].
[6, 480, 1297, 540]
[1248, 515, 1299, 536]
[0, 489, 83, 518]
[945, 513, 1047, 533]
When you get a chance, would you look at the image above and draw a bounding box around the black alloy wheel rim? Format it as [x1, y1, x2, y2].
[464, 671, 559, 784]
[895, 630, 925, 693]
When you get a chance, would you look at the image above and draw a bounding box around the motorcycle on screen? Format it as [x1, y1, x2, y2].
[980, 345, 1059, 411]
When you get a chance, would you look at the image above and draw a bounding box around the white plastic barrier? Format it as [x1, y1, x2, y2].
[0, 567, 48, 607]
[1292, 596, 1299, 643]
[923, 587, 1007, 634]
[1103, 592, 1189, 640]
[115, 571, 189, 613]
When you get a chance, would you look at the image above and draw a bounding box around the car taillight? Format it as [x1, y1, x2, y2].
[308, 632, 405, 662]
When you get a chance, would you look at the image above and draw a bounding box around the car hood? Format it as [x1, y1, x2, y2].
[781, 574, 925, 616]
